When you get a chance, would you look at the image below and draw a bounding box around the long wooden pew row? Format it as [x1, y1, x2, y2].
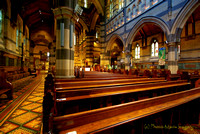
[55, 78, 165, 89]
[55, 80, 190, 115]
[52, 87, 200, 134]
[56, 71, 147, 82]
[0, 69, 13, 100]
[56, 75, 146, 82]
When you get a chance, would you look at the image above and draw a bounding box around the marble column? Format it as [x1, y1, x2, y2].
[168, 42, 178, 74]
[54, 1, 78, 78]
[85, 34, 96, 66]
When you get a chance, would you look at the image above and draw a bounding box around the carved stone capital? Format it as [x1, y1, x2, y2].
[53, 7, 79, 23]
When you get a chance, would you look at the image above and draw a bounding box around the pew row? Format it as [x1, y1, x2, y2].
[55, 78, 165, 89]
[56, 75, 147, 82]
[56, 80, 189, 100]
[0, 69, 13, 100]
[55, 80, 190, 115]
[53, 87, 200, 134]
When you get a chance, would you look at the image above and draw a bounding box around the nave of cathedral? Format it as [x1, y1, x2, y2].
[0, 0, 200, 133]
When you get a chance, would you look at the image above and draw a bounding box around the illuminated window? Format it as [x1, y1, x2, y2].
[135, 44, 140, 59]
[0, 10, 2, 35]
[16, 29, 19, 48]
[96, 32, 98, 38]
[74, 35, 76, 45]
[110, 0, 113, 18]
[119, 0, 124, 10]
[84, 0, 87, 8]
[151, 39, 159, 57]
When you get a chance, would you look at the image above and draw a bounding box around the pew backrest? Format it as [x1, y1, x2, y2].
[53, 87, 200, 134]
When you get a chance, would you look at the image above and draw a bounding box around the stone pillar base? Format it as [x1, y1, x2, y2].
[168, 65, 178, 74]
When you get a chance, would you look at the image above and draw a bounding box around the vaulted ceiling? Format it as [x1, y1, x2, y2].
[16, 0, 54, 48]
[133, 24, 163, 42]
[5, 0, 104, 49]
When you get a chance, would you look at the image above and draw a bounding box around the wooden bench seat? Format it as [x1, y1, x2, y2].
[0, 69, 13, 100]
[55, 80, 190, 115]
[56, 80, 189, 101]
[53, 87, 200, 134]
[55, 78, 165, 88]
[0, 88, 12, 99]
[56, 75, 146, 82]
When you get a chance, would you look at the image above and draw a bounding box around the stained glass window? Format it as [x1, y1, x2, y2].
[151, 39, 159, 57]
[0, 10, 2, 35]
[135, 44, 140, 59]
[16, 29, 19, 48]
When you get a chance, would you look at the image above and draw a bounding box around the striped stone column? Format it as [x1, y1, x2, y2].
[85, 34, 96, 66]
[168, 42, 178, 74]
[100, 51, 111, 67]
[29, 47, 34, 70]
[54, 3, 78, 78]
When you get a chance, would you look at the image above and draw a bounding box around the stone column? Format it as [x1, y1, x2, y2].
[29, 47, 34, 70]
[85, 32, 96, 66]
[168, 42, 178, 74]
[54, 1, 78, 78]
[100, 51, 110, 67]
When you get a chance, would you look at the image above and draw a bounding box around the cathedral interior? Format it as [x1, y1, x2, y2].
[0, 0, 200, 134]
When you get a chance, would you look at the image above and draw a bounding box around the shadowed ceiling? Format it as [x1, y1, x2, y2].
[17, 0, 102, 47]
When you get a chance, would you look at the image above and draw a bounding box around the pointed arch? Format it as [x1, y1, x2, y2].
[125, 16, 170, 48]
[106, 34, 124, 52]
[91, 0, 104, 16]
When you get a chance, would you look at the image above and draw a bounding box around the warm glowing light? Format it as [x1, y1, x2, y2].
[85, 67, 90, 71]
[145, 6, 150, 10]
[137, 11, 141, 15]
[152, 0, 158, 5]
[132, 15, 135, 18]
[66, 131, 77, 134]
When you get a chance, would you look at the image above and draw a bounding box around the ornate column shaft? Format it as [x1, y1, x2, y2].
[168, 42, 178, 74]
[29, 47, 34, 70]
[54, 2, 78, 78]
[85, 33, 96, 66]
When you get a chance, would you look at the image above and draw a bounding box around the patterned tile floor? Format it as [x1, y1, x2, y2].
[0, 73, 46, 134]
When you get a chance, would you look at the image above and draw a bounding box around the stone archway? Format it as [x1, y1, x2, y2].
[106, 34, 124, 52]
[126, 16, 170, 48]
[105, 34, 125, 70]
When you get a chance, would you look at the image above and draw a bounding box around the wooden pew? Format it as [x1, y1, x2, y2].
[55, 75, 147, 82]
[52, 87, 200, 134]
[0, 69, 13, 100]
[55, 78, 165, 89]
[55, 80, 190, 115]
